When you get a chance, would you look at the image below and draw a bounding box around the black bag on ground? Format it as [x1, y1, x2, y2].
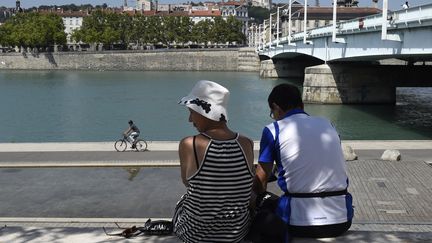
[140, 218, 173, 235]
[103, 219, 173, 238]
[246, 192, 287, 243]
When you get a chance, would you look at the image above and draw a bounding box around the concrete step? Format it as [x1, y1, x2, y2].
[1, 223, 431, 243]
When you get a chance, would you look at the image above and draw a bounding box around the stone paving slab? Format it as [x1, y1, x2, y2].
[347, 160, 432, 224]
[0, 160, 431, 223]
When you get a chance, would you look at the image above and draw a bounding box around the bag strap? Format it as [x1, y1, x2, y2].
[193, 135, 199, 169]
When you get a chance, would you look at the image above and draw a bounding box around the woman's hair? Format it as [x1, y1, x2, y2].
[268, 84, 303, 111]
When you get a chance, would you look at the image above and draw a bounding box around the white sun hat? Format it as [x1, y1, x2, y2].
[179, 80, 230, 122]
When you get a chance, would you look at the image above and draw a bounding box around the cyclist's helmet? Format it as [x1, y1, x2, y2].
[128, 120, 133, 125]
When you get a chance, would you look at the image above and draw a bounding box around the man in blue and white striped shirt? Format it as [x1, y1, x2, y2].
[252, 84, 353, 242]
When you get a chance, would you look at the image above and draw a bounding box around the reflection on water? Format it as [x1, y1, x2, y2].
[0, 70, 431, 141]
[124, 167, 141, 181]
[0, 167, 184, 218]
[397, 88, 432, 128]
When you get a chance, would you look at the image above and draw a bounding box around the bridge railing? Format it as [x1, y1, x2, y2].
[259, 3, 432, 51]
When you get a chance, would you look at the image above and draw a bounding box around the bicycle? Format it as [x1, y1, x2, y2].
[114, 135, 148, 152]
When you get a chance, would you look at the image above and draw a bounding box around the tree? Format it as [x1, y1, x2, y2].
[0, 12, 66, 50]
[129, 14, 147, 48]
[117, 13, 133, 47]
[248, 6, 270, 24]
[176, 16, 193, 47]
[161, 16, 177, 47]
[212, 16, 228, 44]
[144, 16, 162, 46]
[72, 10, 122, 49]
[10, 10, 248, 50]
[191, 19, 213, 47]
[225, 16, 245, 45]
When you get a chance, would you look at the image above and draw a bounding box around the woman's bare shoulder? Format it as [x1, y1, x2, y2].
[237, 134, 254, 149]
[179, 136, 194, 146]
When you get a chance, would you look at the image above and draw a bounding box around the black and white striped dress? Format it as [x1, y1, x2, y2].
[173, 133, 254, 243]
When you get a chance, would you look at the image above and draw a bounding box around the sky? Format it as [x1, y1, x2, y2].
[0, 0, 430, 10]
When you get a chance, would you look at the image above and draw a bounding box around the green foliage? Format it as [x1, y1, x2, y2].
[74, 12, 245, 48]
[191, 19, 212, 45]
[0, 10, 246, 50]
[225, 16, 245, 44]
[0, 12, 66, 48]
[248, 6, 270, 24]
[176, 16, 193, 46]
[29, 4, 94, 12]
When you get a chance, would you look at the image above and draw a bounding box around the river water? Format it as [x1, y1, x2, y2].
[0, 70, 431, 142]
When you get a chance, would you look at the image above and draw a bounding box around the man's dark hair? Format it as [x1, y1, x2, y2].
[128, 120, 133, 125]
[268, 84, 303, 111]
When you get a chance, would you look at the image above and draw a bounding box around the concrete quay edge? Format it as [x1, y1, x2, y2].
[1, 217, 432, 231]
[0, 161, 180, 168]
[0, 140, 431, 152]
[1, 221, 432, 243]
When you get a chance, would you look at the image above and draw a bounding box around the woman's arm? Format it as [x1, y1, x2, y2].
[253, 162, 273, 194]
[178, 136, 194, 187]
[239, 135, 254, 169]
[251, 162, 274, 209]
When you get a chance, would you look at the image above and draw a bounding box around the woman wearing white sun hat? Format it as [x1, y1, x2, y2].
[173, 80, 255, 243]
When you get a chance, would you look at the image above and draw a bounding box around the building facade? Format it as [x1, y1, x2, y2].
[220, 2, 249, 36]
[60, 12, 87, 44]
[250, 0, 272, 9]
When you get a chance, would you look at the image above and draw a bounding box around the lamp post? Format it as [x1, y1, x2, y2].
[276, 4, 288, 47]
[303, 0, 308, 44]
[269, 13, 275, 47]
[332, 0, 337, 42]
[263, 19, 267, 49]
[288, 0, 293, 45]
[381, 0, 388, 40]
[253, 24, 257, 48]
[258, 24, 262, 50]
[248, 26, 252, 47]
[251, 24, 254, 48]
[253, 26, 256, 47]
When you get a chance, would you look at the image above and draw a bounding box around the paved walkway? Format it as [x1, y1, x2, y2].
[1, 140, 432, 152]
[0, 141, 431, 242]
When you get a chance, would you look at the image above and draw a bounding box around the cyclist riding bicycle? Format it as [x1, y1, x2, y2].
[124, 120, 140, 149]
